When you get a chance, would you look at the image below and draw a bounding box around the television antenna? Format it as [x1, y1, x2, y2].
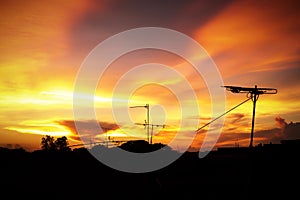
[135, 121, 165, 144]
[195, 85, 277, 148]
[129, 104, 150, 143]
[222, 85, 277, 147]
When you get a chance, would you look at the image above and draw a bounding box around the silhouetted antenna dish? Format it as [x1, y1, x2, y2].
[222, 85, 277, 148]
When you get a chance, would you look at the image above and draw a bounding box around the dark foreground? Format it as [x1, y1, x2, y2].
[1, 141, 299, 199]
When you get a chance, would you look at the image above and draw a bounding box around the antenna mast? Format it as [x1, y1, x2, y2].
[223, 85, 277, 147]
[130, 104, 150, 143]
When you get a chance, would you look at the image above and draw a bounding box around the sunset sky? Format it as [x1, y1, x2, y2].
[1, 0, 300, 152]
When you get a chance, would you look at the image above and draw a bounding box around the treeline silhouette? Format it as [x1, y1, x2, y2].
[0, 136, 299, 199]
[40, 135, 71, 152]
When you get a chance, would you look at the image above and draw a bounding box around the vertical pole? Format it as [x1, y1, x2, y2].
[106, 131, 108, 148]
[150, 124, 154, 144]
[146, 104, 150, 143]
[250, 85, 257, 148]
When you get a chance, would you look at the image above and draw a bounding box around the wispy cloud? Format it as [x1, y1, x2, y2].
[57, 119, 120, 142]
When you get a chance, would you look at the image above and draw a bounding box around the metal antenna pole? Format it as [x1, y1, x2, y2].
[149, 123, 165, 144]
[150, 124, 154, 145]
[134, 122, 165, 144]
[130, 104, 150, 143]
[250, 85, 258, 148]
[146, 104, 150, 143]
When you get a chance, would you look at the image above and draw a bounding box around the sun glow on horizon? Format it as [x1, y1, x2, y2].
[5, 120, 72, 137]
[0, 0, 299, 151]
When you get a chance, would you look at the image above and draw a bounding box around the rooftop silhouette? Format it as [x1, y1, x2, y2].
[0, 137, 299, 199]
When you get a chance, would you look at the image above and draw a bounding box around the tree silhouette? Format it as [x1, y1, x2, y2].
[55, 136, 71, 152]
[41, 135, 70, 152]
[41, 135, 56, 151]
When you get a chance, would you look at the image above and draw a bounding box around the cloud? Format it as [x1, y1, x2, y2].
[275, 116, 287, 129]
[191, 115, 300, 150]
[272, 116, 300, 141]
[230, 113, 245, 124]
[283, 121, 300, 140]
[195, 0, 300, 82]
[57, 120, 119, 142]
[252, 119, 300, 145]
[1, 0, 300, 152]
[69, 0, 232, 51]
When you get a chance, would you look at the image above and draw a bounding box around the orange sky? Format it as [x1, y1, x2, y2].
[1, 0, 300, 152]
